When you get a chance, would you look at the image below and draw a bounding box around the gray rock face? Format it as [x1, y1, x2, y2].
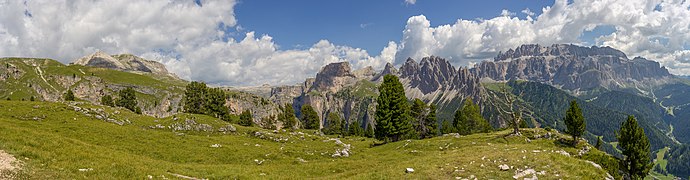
[310, 62, 357, 93]
[400, 56, 483, 100]
[475, 44, 672, 91]
[73, 51, 174, 77]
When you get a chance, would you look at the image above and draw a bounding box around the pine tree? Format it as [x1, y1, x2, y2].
[101, 95, 114, 107]
[324, 112, 342, 135]
[239, 110, 253, 126]
[64, 89, 75, 101]
[595, 136, 603, 150]
[410, 98, 437, 139]
[441, 119, 456, 134]
[454, 98, 492, 135]
[300, 104, 320, 129]
[280, 103, 297, 129]
[349, 121, 364, 136]
[116, 87, 139, 113]
[375, 74, 413, 142]
[184, 81, 207, 114]
[204, 87, 229, 120]
[424, 104, 438, 138]
[617, 115, 652, 180]
[365, 123, 374, 138]
[564, 100, 586, 146]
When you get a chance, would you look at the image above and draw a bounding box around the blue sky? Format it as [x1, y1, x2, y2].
[234, 0, 555, 56]
[3, 0, 690, 86]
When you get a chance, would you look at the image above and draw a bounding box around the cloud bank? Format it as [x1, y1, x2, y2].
[1, 0, 690, 86]
[394, 0, 690, 75]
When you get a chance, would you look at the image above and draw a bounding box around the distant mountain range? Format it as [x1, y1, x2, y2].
[3, 43, 690, 177]
[267, 44, 689, 158]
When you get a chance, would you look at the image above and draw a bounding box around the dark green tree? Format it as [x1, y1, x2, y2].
[300, 104, 320, 129]
[30, 96, 35, 101]
[64, 89, 75, 101]
[595, 136, 603, 150]
[184, 81, 207, 114]
[410, 98, 438, 139]
[349, 121, 365, 136]
[617, 115, 652, 180]
[101, 95, 114, 107]
[116, 87, 139, 114]
[324, 112, 342, 135]
[564, 100, 586, 146]
[365, 124, 374, 138]
[261, 115, 277, 130]
[239, 110, 253, 126]
[454, 98, 491, 135]
[375, 74, 413, 142]
[204, 87, 229, 120]
[425, 104, 438, 137]
[441, 119, 456, 134]
[279, 103, 297, 129]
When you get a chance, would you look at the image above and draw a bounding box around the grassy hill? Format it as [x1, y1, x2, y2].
[0, 100, 615, 179]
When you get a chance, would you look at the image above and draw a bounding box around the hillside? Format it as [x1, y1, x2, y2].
[0, 57, 282, 123]
[0, 100, 613, 179]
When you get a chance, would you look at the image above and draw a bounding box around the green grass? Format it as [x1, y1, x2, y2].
[0, 100, 611, 179]
[646, 147, 676, 180]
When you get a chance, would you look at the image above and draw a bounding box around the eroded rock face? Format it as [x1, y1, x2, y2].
[73, 51, 174, 77]
[310, 62, 357, 93]
[475, 44, 672, 91]
[399, 56, 484, 107]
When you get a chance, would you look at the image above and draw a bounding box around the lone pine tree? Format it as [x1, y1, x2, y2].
[375, 74, 413, 142]
[617, 115, 652, 180]
[564, 100, 585, 146]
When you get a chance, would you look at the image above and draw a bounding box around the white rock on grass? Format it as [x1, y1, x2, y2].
[405, 168, 415, 173]
[499, 164, 510, 171]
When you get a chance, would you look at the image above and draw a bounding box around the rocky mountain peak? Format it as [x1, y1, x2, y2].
[479, 44, 671, 92]
[72, 51, 173, 77]
[494, 44, 627, 61]
[309, 62, 357, 93]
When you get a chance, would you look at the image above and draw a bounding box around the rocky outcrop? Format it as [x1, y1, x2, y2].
[310, 62, 358, 93]
[475, 44, 672, 92]
[73, 51, 174, 77]
[399, 56, 483, 101]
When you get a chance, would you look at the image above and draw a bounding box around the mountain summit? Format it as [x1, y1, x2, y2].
[72, 51, 173, 77]
[474, 44, 672, 92]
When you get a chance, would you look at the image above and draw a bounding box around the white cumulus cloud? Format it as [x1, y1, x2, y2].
[393, 0, 690, 75]
[0, 0, 392, 86]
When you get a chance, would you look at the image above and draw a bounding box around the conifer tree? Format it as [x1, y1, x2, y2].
[116, 87, 139, 114]
[424, 104, 438, 137]
[324, 112, 342, 135]
[101, 95, 114, 107]
[454, 98, 491, 135]
[204, 87, 229, 120]
[280, 103, 297, 129]
[564, 100, 586, 146]
[64, 89, 75, 101]
[441, 119, 455, 134]
[595, 136, 603, 150]
[349, 121, 364, 136]
[300, 104, 320, 129]
[617, 115, 652, 180]
[239, 110, 253, 126]
[365, 123, 374, 138]
[184, 81, 207, 114]
[375, 74, 413, 142]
